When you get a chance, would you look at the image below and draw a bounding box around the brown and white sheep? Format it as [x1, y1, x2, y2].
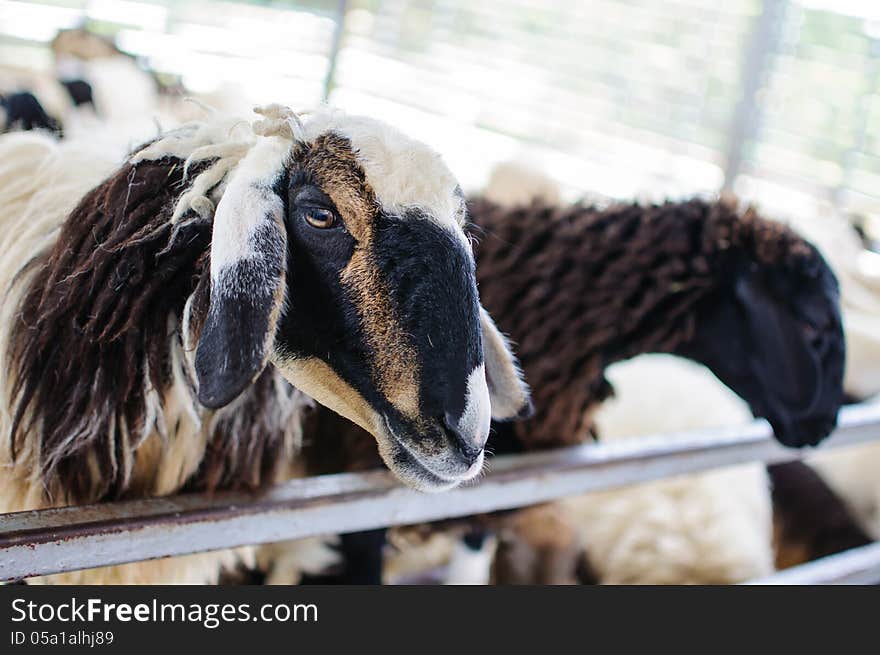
[0, 104, 530, 583]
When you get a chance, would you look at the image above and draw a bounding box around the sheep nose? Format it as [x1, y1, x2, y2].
[443, 411, 485, 466]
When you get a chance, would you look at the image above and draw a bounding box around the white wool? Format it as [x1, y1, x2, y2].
[384, 532, 458, 584]
[443, 537, 497, 585]
[302, 107, 467, 236]
[79, 57, 159, 123]
[591, 355, 753, 442]
[559, 354, 773, 584]
[482, 161, 563, 208]
[256, 537, 342, 585]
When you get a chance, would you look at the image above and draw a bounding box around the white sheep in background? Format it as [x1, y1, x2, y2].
[560, 355, 773, 584]
[2, 28, 220, 159]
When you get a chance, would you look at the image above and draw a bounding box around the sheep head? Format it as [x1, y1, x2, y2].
[675, 237, 845, 447]
[173, 106, 531, 491]
[467, 196, 845, 450]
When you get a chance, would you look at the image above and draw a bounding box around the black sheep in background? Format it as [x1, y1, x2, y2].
[1, 91, 64, 135]
[1, 78, 95, 137]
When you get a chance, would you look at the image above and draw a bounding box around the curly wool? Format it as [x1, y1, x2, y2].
[0, 112, 309, 584]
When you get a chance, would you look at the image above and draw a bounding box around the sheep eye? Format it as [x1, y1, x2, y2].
[304, 208, 336, 229]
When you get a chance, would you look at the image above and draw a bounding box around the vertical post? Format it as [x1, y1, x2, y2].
[722, 0, 790, 191]
[322, 0, 349, 102]
[834, 36, 880, 212]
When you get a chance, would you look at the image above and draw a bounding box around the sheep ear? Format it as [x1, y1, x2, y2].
[480, 306, 533, 420]
[195, 138, 290, 409]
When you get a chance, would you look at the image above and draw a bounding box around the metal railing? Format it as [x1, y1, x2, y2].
[746, 542, 880, 585]
[2, 403, 879, 582]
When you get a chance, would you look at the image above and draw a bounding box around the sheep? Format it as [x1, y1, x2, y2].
[0, 28, 99, 135]
[0, 103, 531, 584]
[668, 202, 880, 571]
[482, 162, 563, 208]
[495, 197, 880, 584]
[1, 28, 198, 156]
[0, 91, 65, 135]
[482, 184, 879, 584]
[278, 192, 844, 585]
[0, 40, 99, 138]
[544, 355, 773, 584]
[472, 195, 844, 585]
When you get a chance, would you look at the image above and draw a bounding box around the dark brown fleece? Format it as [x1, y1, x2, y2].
[469, 196, 820, 448]
[9, 158, 205, 500]
[8, 158, 291, 502]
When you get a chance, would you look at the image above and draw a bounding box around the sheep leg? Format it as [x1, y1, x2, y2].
[442, 528, 496, 585]
[769, 460, 873, 569]
[299, 529, 387, 585]
[490, 504, 580, 585]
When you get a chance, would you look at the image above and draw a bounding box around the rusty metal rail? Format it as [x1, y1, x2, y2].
[746, 542, 880, 585]
[2, 403, 880, 581]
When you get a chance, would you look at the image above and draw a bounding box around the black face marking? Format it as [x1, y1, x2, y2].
[60, 79, 94, 108]
[277, 167, 488, 481]
[677, 254, 844, 447]
[276, 173, 379, 401]
[278, 169, 485, 420]
[277, 173, 358, 351]
[268, 138, 499, 487]
[371, 210, 483, 425]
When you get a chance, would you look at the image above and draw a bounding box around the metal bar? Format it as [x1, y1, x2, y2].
[722, 0, 789, 190]
[2, 403, 880, 581]
[834, 35, 880, 212]
[321, 0, 349, 101]
[745, 542, 880, 585]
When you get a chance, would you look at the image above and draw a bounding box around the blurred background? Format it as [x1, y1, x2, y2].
[1, 0, 879, 236]
[2, 0, 880, 586]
